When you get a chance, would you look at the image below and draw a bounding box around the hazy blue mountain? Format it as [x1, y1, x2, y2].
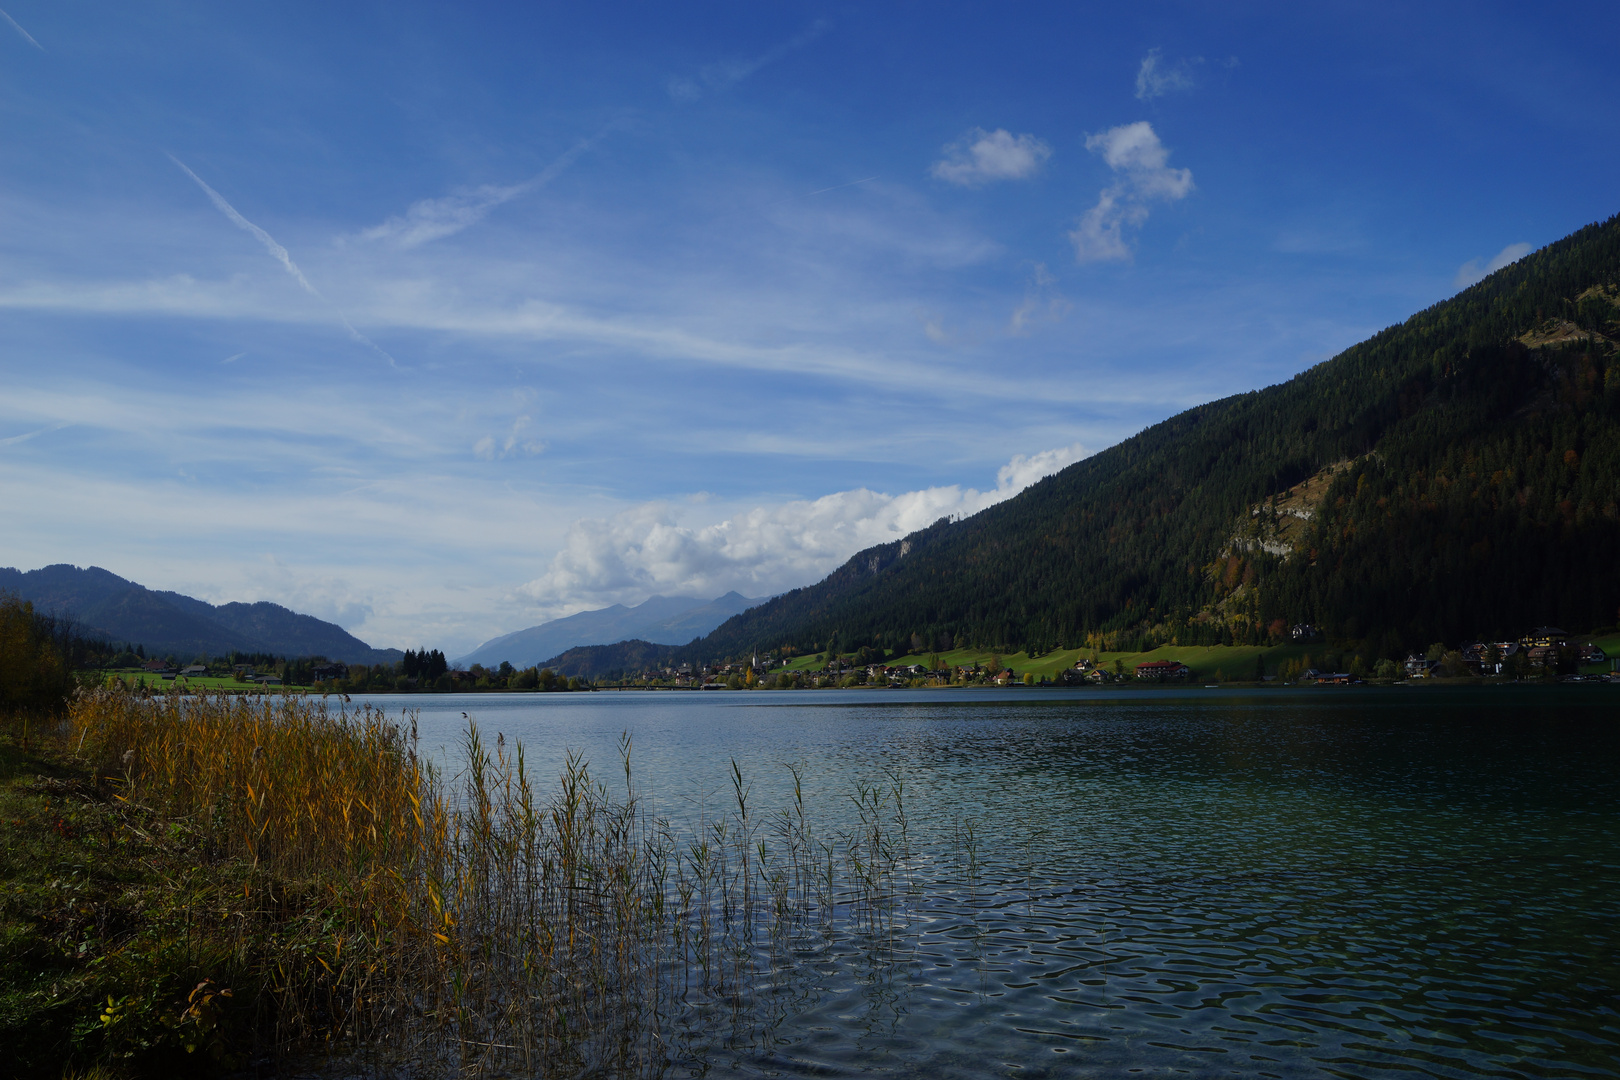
[0, 563, 403, 663]
[457, 592, 765, 669]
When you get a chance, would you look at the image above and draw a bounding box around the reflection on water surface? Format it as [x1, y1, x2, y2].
[354, 687, 1620, 1078]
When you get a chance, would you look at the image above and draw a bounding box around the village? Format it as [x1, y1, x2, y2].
[612, 624, 1619, 690]
[114, 623, 1618, 693]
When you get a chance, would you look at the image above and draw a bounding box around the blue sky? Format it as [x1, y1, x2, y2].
[2, 1, 1617, 655]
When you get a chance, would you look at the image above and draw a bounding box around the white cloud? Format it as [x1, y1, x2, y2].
[996, 443, 1084, 490]
[920, 313, 953, 344]
[1453, 242, 1532, 289]
[1070, 121, 1192, 262]
[473, 416, 546, 460]
[668, 20, 829, 102]
[0, 423, 66, 447]
[0, 269, 960, 391]
[234, 556, 378, 631]
[931, 128, 1052, 187]
[1135, 49, 1198, 101]
[1007, 262, 1070, 335]
[359, 131, 607, 248]
[517, 442, 1088, 619]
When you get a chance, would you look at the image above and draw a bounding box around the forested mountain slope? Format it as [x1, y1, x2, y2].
[687, 214, 1620, 662]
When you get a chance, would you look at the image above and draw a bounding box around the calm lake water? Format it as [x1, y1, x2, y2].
[349, 686, 1620, 1079]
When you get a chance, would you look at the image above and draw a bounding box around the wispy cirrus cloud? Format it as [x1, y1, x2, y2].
[931, 128, 1052, 187]
[1007, 263, 1070, 335]
[0, 6, 42, 50]
[1070, 121, 1193, 262]
[359, 129, 612, 248]
[517, 441, 1087, 619]
[0, 273, 956, 391]
[168, 154, 398, 365]
[0, 423, 67, 447]
[667, 19, 829, 102]
[1135, 49, 1200, 100]
[474, 415, 546, 460]
[1453, 242, 1532, 289]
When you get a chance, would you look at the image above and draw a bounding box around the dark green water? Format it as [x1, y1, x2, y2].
[385, 686, 1620, 1078]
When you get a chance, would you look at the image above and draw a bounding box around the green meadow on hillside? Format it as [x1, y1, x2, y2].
[784, 644, 1322, 681]
[781, 633, 1620, 683]
[98, 671, 284, 694]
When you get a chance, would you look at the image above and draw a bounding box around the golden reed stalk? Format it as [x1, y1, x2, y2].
[69, 687, 925, 1077]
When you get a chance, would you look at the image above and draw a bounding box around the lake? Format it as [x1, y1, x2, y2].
[347, 686, 1620, 1079]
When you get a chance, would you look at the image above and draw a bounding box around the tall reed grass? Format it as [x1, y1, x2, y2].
[69, 688, 936, 1076]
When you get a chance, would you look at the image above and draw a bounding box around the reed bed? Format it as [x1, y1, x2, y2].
[68, 688, 937, 1077]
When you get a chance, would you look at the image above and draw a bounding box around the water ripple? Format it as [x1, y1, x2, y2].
[391, 687, 1620, 1077]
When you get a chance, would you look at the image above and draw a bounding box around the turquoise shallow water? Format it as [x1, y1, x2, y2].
[350, 686, 1620, 1078]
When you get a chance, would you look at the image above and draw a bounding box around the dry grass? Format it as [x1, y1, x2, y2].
[64, 687, 927, 1077]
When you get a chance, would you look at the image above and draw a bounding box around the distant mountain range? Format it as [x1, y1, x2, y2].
[456, 592, 765, 669]
[0, 564, 403, 664]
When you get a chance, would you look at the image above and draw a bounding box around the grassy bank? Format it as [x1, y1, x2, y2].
[1, 696, 425, 1076]
[3, 690, 931, 1078]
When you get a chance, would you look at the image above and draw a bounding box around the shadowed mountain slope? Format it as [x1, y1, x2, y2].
[664, 213, 1620, 663]
[0, 564, 403, 663]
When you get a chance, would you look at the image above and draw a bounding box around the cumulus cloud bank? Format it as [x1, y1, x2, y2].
[518, 441, 1088, 618]
[1453, 242, 1532, 289]
[1070, 121, 1192, 262]
[931, 128, 1052, 187]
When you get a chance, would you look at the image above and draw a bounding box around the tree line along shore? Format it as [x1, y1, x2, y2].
[8, 594, 1616, 701]
[75, 637, 1620, 696]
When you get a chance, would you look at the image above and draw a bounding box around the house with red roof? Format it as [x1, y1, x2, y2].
[1134, 660, 1191, 682]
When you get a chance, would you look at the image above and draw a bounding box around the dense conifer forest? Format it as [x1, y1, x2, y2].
[668, 214, 1620, 664]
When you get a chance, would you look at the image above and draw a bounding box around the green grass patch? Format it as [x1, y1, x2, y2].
[0, 718, 357, 1077]
[93, 671, 297, 694]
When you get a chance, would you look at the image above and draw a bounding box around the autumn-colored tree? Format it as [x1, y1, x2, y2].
[0, 595, 71, 714]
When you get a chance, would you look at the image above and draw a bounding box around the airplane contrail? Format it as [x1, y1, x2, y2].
[168, 154, 319, 295]
[806, 176, 878, 197]
[0, 7, 43, 50]
[0, 423, 68, 447]
[168, 153, 399, 367]
[766, 175, 879, 210]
